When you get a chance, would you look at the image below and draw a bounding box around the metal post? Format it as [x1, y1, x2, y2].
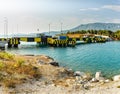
[61, 22, 63, 33]
[49, 24, 50, 35]
[37, 28, 39, 33]
[4, 17, 8, 39]
[17, 24, 18, 34]
[4, 20, 5, 38]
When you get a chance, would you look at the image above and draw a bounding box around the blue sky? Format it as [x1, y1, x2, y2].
[0, 0, 120, 34]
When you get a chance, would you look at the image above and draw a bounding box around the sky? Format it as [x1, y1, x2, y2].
[0, 0, 120, 34]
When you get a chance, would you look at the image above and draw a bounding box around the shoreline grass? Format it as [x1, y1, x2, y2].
[0, 51, 41, 88]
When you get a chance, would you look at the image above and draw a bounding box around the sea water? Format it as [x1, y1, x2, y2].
[6, 41, 120, 78]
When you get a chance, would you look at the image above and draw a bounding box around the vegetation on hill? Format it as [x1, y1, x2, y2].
[114, 30, 120, 40]
[70, 23, 120, 32]
[67, 29, 120, 40]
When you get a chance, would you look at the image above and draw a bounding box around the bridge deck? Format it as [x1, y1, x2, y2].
[0, 34, 106, 48]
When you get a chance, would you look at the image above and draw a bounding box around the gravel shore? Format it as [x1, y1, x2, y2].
[0, 54, 120, 94]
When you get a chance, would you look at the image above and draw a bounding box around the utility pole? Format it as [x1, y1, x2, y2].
[37, 28, 39, 33]
[4, 17, 8, 39]
[37, 23, 40, 33]
[61, 22, 63, 33]
[49, 23, 51, 35]
[17, 24, 18, 34]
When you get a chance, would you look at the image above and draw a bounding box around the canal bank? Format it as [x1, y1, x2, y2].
[0, 52, 120, 94]
[6, 41, 120, 78]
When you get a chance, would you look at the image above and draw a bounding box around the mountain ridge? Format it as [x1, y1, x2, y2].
[69, 23, 120, 32]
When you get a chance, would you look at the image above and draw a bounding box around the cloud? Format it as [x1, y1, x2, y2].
[80, 8, 100, 11]
[80, 5, 120, 12]
[80, 18, 97, 24]
[102, 5, 120, 12]
[111, 19, 120, 23]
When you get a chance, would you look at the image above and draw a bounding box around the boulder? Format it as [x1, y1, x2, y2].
[113, 75, 120, 81]
[46, 56, 54, 61]
[95, 72, 102, 80]
[105, 79, 110, 83]
[99, 77, 105, 82]
[67, 68, 73, 73]
[37, 55, 54, 64]
[74, 71, 82, 76]
[74, 71, 87, 79]
[91, 78, 98, 82]
[49, 61, 59, 67]
[65, 69, 74, 76]
[76, 76, 82, 81]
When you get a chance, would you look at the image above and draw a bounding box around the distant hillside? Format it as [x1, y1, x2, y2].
[3, 23, 120, 38]
[70, 23, 120, 32]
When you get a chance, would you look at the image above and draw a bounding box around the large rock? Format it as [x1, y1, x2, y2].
[74, 71, 87, 79]
[36, 55, 55, 65]
[49, 61, 59, 67]
[95, 72, 102, 80]
[74, 71, 82, 76]
[91, 78, 98, 82]
[95, 72, 105, 82]
[67, 68, 73, 73]
[105, 79, 110, 83]
[65, 69, 74, 76]
[113, 75, 120, 81]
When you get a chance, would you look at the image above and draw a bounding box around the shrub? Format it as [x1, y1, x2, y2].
[0, 61, 5, 70]
[117, 86, 120, 88]
[17, 64, 41, 79]
[0, 52, 41, 88]
[0, 52, 14, 60]
[3, 77, 22, 88]
[14, 58, 25, 68]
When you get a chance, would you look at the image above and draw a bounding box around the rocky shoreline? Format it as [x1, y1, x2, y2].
[0, 53, 120, 94]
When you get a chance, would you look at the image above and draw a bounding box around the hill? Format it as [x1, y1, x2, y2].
[70, 23, 120, 32]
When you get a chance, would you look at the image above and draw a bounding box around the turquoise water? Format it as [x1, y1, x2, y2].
[6, 41, 120, 78]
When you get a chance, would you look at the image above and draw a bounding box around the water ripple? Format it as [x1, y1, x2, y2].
[7, 41, 120, 78]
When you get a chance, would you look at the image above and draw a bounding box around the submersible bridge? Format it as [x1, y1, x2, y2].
[0, 33, 107, 49]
